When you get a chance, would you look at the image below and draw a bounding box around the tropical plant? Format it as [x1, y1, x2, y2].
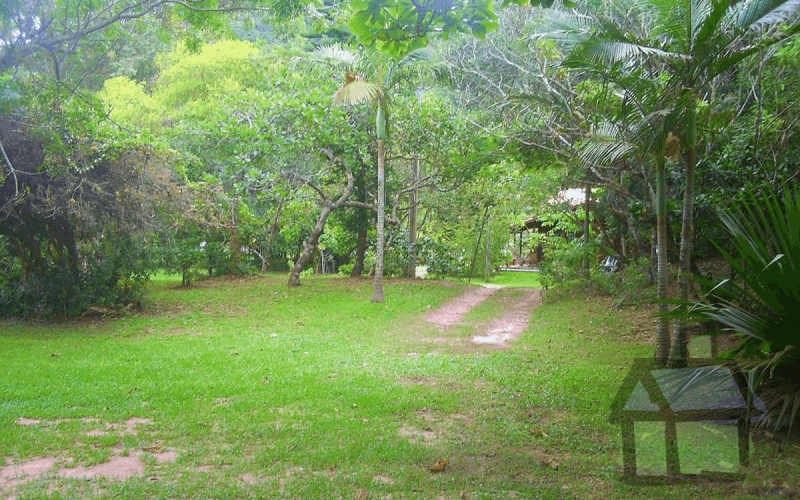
[321, 46, 434, 302]
[680, 186, 800, 435]
[542, 0, 800, 366]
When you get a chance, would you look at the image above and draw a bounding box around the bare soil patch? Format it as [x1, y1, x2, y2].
[471, 288, 542, 349]
[425, 285, 499, 329]
[1, 418, 176, 499]
[425, 285, 543, 350]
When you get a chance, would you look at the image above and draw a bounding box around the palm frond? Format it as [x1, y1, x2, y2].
[531, 10, 598, 50]
[566, 39, 684, 68]
[313, 45, 361, 67]
[578, 138, 637, 165]
[397, 48, 432, 68]
[333, 76, 384, 106]
[735, 0, 800, 30]
[695, 0, 734, 46]
[693, 187, 800, 381]
[576, 121, 637, 165]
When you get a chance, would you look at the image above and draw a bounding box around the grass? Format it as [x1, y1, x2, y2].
[445, 269, 542, 288]
[0, 273, 797, 499]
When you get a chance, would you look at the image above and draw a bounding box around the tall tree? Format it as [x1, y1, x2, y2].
[323, 46, 431, 302]
[334, 70, 388, 301]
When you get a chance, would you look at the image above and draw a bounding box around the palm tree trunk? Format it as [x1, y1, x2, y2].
[655, 156, 670, 365]
[670, 99, 697, 368]
[372, 138, 386, 302]
[583, 183, 591, 273]
[230, 197, 241, 273]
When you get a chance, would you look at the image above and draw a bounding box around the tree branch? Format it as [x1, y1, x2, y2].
[0, 139, 19, 197]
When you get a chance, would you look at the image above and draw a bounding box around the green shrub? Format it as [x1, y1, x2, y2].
[0, 232, 154, 318]
[338, 263, 355, 276]
[681, 186, 800, 434]
[539, 238, 597, 289]
[613, 258, 656, 307]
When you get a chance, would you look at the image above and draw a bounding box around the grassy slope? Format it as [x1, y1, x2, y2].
[0, 273, 796, 499]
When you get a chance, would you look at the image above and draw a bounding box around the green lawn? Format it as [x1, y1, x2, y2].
[0, 274, 796, 499]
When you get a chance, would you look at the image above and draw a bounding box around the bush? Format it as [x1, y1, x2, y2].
[540, 238, 600, 289]
[681, 186, 800, 434]
[0, 232, 155, 318]
[539, 238, 655, 302]
[338, 263, 355, 276]
[412, 236, 471, 277]
[612, 258, 656, 307]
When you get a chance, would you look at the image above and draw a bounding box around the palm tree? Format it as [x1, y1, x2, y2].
[576, 95, 682, 365]
[319, 46, 431, 302]
[545, 0, 800, 366]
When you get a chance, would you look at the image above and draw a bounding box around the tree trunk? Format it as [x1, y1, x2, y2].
[669, 100, 697, 368]
[288, 204, 335, 286]
[584, 184, 591, 244]
[406, 156, 419, 278]
[655, 156, 670, 366]
[625, 208, 646, 260]
[583, 183, 591, 273]
[229, 197, 241, 273]
[286, 151, 356, 287]
[484, 211, 492, 282]
[371, 138, 386, 303]
[249, 247, 268, 273]
[351, 225, 367, 277]
[264, 198, 285, 272]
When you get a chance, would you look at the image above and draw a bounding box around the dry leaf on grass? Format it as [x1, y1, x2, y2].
[430, 459, 448, 473]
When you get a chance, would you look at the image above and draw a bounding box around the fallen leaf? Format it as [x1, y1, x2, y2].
[430, 459, 448, 473]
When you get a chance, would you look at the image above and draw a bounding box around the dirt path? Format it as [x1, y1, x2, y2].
[425, 285, 500, 329]
[425, 285, 543, 350]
